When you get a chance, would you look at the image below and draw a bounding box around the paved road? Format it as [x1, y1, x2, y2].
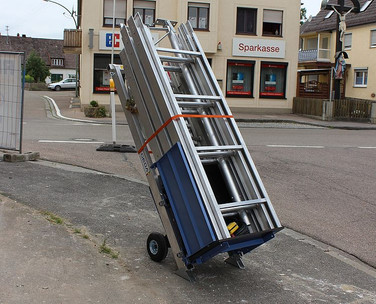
[22, 91, 376, 268]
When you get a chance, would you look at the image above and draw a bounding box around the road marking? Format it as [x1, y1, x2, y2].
[38, 140, 104, 144]
[267, 145, 325, 149]
[358, 147, 376, 149]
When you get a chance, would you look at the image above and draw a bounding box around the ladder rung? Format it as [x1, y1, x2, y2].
[196, 145, 243, 152]
[156, 47, 201, 56]
[175, 94, 221, 100]
[159, 55, 194, 64]
[163, 66, 181, 73]
[220, 199, 267, 214]
[198, 151, 235, 158]
[181, 109, 198, 115]
[177, 101, 213, 108]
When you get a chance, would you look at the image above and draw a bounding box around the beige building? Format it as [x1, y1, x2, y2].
[73, 0, 300, 113]
[298, 0, 376, 101]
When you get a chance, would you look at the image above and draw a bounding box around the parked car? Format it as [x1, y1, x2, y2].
[48, 78, 77, 91]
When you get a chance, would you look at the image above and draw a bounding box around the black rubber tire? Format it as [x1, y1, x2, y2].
[55, 85, 61, 91]
[147, 232, 168, 262]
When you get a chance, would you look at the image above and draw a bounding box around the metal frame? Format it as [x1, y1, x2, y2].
[0, 51, 25, 153]
[110, 15, 282, 280]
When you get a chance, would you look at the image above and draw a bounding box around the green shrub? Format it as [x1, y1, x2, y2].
[25, 74, 34, 83]
[96, 106, 106, 118]
[90, 100, 99, 107]
[84, 105, 107, 118]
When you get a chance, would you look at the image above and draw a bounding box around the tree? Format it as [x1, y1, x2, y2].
[26, 50, 50, 83]
[300, 3, 307, 25]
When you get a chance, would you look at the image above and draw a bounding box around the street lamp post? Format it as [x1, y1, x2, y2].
[43, 0, 79, 98]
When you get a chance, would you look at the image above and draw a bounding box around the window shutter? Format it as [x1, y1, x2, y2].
[104, 0, 126, 18]
[188, 2, 209, 8]
[134, 0, 156, 9]
[263, 10, 282, 24]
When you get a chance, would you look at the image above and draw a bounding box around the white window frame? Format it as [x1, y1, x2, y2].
[344, 33, 352, 50]
[353, 68, 368, 88]
[371, 29, 376, 48]
[51, 58, 64, 66]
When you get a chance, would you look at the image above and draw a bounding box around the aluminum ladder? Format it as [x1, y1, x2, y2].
[110, 14, 283, 281]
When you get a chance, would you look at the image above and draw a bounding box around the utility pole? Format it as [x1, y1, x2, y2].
[42, 0, 79, 98]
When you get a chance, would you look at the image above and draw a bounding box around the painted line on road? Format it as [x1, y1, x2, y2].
[267, 145, 325, 149]
[38, 140, 104, 144]
[358, 146, 376, 149]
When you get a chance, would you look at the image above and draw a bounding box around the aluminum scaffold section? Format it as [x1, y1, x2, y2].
[110, 14, 283, 281]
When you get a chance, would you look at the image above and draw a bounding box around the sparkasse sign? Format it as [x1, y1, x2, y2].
[233, 38, 286, 59]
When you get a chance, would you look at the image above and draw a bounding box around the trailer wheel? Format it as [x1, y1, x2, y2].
[147, 232, 168, 262]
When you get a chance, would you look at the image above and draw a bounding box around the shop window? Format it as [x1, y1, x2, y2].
[236, 7, 257, 35]
[103, 0, 126, 27]
[344, 33, 352, 49]
[371, 30, 376, 47]
[263, 10, 283, 37]
[93, 54, 122, 93]
[134, 0, 156, 26]
[260, 62, 287, 98]
[188, 2, 209, 30]
[51, 74, 63, 83]
[226, 60, 254, 98]
[354, 69, 368, 87]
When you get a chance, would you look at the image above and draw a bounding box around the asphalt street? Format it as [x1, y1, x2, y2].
[0, 90, 375, 303]
[22, 91, 376, 268]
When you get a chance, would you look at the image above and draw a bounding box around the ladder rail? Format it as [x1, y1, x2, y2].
[180, 22, 282, 228]
[130, 15, 231, 239]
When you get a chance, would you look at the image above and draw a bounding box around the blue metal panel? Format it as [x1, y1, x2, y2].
[189, 232, 276, 265]
[156, 142, 217, 257]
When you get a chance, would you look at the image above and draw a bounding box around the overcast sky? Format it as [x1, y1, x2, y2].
[0, 0, 323, 40]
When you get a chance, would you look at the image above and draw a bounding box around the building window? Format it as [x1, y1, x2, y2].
[344, 33, 352, 49]
[236, 7, 257, 35]
[93, 54, 122, 93]
[103, 0, 126, 27]
[260, 62, 287, 98]
[226, 60, 254, 98]
[188, 2, 209, 30]
[51, 58, 64, 66]
[263, 10, 283, 37]
[371, 29, 376, 47]
[134, 1, 156, 26]
[51, 74, 63, 83]
[354, 69, 368, 87]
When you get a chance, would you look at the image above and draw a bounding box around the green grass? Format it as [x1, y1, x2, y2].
[41, 211, 64, 225]
[99, 240, 118, 259]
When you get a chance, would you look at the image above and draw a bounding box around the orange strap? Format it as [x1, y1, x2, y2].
[137, 114, 233, 154]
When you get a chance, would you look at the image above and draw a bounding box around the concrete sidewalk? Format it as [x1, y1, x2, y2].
[1, 159, 376, 304]
[45, 93, 376, 130]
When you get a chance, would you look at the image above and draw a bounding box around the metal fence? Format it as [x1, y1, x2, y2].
[0, 52, 25, 152]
